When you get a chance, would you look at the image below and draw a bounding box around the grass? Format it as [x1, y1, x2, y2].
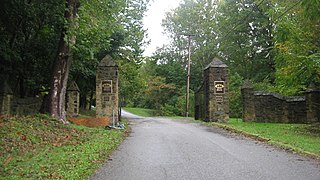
[123, 107, 156, 117]
[209, 119, 320, 158]
[78, 108, 96, 118]
[0, 114, 127, 179]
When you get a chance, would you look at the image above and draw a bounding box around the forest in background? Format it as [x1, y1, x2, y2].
[1, 0, 319, 118]
[0, 0, 149, 120]
[130, 0, 320, 117]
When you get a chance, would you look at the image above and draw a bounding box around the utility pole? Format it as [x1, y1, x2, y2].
[181, 34, 194, 117]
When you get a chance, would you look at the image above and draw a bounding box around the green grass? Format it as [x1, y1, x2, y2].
[123, 107, 156, 117]
[210, 119, 320, 158]
[78, 108, 96, 118]
[0, 114, 127, 179]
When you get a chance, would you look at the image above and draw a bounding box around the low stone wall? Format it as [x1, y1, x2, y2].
[241, 81, 320, 123]
[12, 97, 43, 116]
[253, 92, 306, 123]
[0, 80, 81, 117]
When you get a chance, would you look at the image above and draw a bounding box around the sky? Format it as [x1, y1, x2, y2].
[143, 0, 181, 56]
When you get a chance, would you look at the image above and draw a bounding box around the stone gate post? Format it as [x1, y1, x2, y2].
[66, 81, 80, 117]
[96, 55, 119, 125]
[204, 58, 229, 122]
[306, 83, 320, 123]
[241, 80, 256, 122]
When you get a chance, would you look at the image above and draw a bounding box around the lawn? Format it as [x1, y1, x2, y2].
[123, 107, 156, 117]
[212, 119, 320, 158]
[0, 114, 127, 179]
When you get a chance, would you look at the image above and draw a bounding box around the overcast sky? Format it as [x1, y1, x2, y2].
[143, 0, 181, 56]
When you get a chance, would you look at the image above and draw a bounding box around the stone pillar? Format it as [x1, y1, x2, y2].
[241, 80, 256, 122]
[306, 83, 320, 123]
[66, 81, 80, 117]
[96, 55, 119, 125]
[204, 58, 229, 122]
[0, 81, 13, 117]
[194, 90, 200, 120]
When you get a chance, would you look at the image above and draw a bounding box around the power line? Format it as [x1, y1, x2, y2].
[220, 0, 301, 58]
[272, 1, 301, 22]
[221, 0, 301, 39]
[221, 0, 266, 39]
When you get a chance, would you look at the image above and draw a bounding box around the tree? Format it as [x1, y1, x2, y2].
[48, 0, 79, 122]
[0, 0, 64, 97]
[272, 0, 320, 95]
[49, 0, 149, 121]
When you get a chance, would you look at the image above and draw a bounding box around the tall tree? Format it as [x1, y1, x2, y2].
[0, 0, 64, 97]
[48, 0, 79, 122]
[272, 0, 320, 95]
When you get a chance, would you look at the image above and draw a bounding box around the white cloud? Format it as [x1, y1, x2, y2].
[143, 0, 181, 56]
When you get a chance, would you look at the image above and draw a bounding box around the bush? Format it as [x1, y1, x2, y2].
[159, 104, 177, 116]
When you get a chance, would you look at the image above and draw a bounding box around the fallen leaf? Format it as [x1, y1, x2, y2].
[3, 156, 13, 165]
[21, 134, 27, 141]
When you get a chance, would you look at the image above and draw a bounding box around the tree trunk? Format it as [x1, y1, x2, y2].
[89, 91, 94, 110]
[80, 92, 87, 110]
[48, 0, 79, 123]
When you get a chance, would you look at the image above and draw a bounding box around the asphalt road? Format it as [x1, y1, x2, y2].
[91, 111, 320, 180]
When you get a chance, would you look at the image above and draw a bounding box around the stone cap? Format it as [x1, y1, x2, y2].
[254, 91, 305, 102]
[67, 81, 80, 92]
[204, 57, 228, 70]
[0, 80, 13, 95]
[306, 83, 320, 93]
[241, 79, 253, 89]
[98, 55, 117, 67]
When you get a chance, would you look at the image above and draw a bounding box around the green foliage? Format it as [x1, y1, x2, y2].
[0, 115, 127, 178]
[152, 0, 320, 118]
[229, 73, 244, 118]
[159, 104, 177, 116]
[0, 0, 149, 111]
[144, 76, 177, 110]
[148, 0, 275, 117]
[70, 0, 149, 110]
[272, 0, 320, 95]
[216, 0, 275, 82]
[132, 53, 195, 116]
[0, 0, 65, 97]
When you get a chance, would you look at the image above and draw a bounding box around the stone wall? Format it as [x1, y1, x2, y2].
[195, 58, 229, 122]
[0, 80, 85, 118]
[0, 80, 44, 116]
[12, 97, 43, 116]
[241, 81, 320, 123]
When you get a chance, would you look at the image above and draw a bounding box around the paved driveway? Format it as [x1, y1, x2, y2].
[91, 112, 320, 180]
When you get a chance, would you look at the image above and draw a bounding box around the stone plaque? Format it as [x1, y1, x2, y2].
[214, 81, 225, 94]
[216, 96, 223, 102]
[102, 80, 112, 93]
